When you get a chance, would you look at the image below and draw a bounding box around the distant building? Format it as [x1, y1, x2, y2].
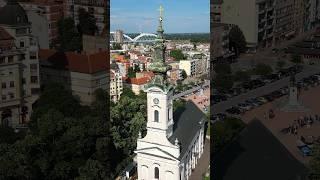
[38, 49, 108, 105]
[124, 72, 154, 95]
[274, 0, 296, 44]
[0, 1, 41, 128]
[179, 59, 196, 77]
[65, 0, 106, 35]
[110, 62, 123, 102]
[221, 0, 276, 50]
[82, 34, 108, 54]
[212, 23, 234, 61]
[114, 29, 124, 43]
[20, 0, 64, 48]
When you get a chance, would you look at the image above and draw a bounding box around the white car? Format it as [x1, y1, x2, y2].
[238, 103, 252, 111]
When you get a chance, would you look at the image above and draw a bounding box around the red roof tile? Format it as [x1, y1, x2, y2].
[39, 49, 109, 74]
[0, 27, 13, 40]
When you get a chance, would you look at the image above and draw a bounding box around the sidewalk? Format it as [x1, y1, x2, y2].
[190, 138, 210, 180]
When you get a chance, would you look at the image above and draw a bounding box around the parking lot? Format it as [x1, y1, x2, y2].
[211, 64, 320, 115]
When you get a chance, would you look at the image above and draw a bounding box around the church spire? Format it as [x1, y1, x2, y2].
[157, 5, 164, 40]
[146, 5, 172, 92]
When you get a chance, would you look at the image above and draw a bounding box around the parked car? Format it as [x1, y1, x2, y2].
[238, 103, 252, 111]
[226, 106, 242, 115]
[257, 96, 268, 103]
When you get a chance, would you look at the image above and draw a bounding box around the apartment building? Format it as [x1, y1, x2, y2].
[38, 49, 108, 105]
[65, 0, 106, 35]
[305, 0, 320, 31]
[110, 62, 123, 102]
[0, 1, 41, 128]
[212, 23, 234, 61]
[19, 0, 64, 48]
[274, 0, 296, 44]
[179, 59, 196, 77]
[211, 0, 223, 23]
[221, 0, 276, 49]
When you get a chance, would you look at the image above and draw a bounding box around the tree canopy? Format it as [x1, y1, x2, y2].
[170, 49, 186, 61]
[77, 8, 98, 36]
[229, 25, 247, 56]
[0, 83, 112, 179]
[254, 63, 273, 76]
[56, 17, 82, 52]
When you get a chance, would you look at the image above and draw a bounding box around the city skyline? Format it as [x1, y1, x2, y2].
[111, 0, 210, 33]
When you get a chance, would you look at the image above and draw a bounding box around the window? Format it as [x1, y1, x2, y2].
[30, 52, 37, 59]
[22, 78, 26, 84]
[31, 88, 40, 95]
[9, 93, 14, 99]
[168, 109, 170, 121]
[31, 76, 38, 83]
[1, 95, 6, 101]
[8, 56, 13, 63]
[1, 83, 6, 89]
[0, 57, 4, 64]
[20, 41, 25, 48]
[30, 64, 38, 70]
[9, 81, 14, 87]
[154, 167, 159, 179]
[154, 110, 159, 122]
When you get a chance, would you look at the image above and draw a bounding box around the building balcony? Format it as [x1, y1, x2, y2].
[0, 98, 21, 108]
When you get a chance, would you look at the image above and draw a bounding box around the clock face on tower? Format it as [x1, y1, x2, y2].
[153, 98, 159, 104]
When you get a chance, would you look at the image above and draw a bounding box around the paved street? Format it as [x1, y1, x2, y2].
[173, 81, 210, 99]
[212, 65, 320, 114]
[190, 138, 210, 180]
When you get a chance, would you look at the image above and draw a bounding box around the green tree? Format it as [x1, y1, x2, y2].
[112, 43, 122, 50]
[134, 64, 141, 72]
[181, 70, 187, 79]
[127, 67, 136, 78]
[77, 8, 98, 35]
[0, 83, 112, 179]
[233, 70, 250, 82]
[57, 17, 82, 51]
[170, 49, 185, 60]
[229, 25, 247, 56]
[110, 88, 147, 175]
[214, 62, 232, 75]
[213, 74, 234, 91]
[276, 60, 286, 70]
[254, 63, 273, 76]
[212, 117, 245, 154]
[309, 144, 320, 178]
[291, 54, 303, 64]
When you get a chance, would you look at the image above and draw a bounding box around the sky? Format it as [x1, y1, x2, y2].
[111, 0, 209, 34]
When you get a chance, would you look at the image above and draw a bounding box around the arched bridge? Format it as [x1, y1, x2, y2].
[110, 32, 157, 43]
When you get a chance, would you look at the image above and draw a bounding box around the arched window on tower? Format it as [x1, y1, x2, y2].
[154, 167, 159, 179]
[154, 110, 159, 122]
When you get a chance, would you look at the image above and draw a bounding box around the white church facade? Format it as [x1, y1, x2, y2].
[135, 5, 206, 180]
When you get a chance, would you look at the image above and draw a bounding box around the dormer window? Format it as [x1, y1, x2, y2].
[154, 110, 159, 122]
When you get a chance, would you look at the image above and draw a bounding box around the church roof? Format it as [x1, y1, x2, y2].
[169, 101, 206, 159]
[0, 0, 29, 26]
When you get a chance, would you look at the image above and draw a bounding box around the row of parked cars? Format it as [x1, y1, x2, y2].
[225, 72, 320, 115]
[212, 65, 304, 105]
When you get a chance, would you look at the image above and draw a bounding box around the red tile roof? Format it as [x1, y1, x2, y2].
[0, 27, 13, 40]
[127, 76, 150, 85]
[39, 49, 109, 74]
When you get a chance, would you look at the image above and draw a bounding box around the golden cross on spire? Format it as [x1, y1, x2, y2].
[158, 5, 164, 19]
